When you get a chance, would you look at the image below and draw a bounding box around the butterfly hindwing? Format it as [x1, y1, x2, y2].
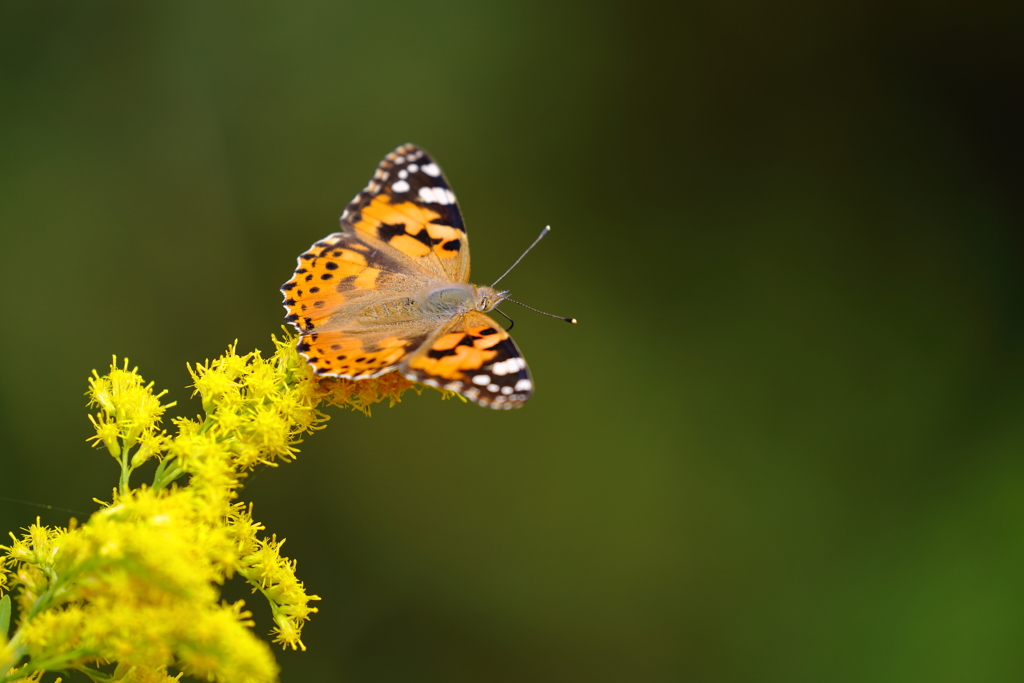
[341, 144, 471, 283]
[401, 311, 533, 409]
[294, 323, 437, 379]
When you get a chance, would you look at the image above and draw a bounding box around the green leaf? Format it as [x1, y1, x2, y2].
[0, 594, 10, 638]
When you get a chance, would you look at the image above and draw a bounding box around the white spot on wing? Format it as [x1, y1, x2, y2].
[422, 163, 441, 177]
[392, 180, 410, 193]
[514, 378, 532, 391]
[490, 357, 526, 376]
[418, 186, 453, 205]
[472, 374, 490, 385]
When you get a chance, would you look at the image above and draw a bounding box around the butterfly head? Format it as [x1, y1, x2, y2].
[474, 285, 510, 313]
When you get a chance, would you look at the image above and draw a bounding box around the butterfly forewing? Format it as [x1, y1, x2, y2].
[341, 145, 471, 283]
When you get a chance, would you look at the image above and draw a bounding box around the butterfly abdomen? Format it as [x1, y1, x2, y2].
[356, 297, 422, 323]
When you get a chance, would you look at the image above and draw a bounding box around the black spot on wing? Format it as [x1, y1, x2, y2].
[335, 275, 359, 293]
[412, 229, 437, 248]
[431, 210, 465, 232]
[377, 222, 408, 241]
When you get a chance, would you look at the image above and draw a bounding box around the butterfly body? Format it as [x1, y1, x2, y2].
[282, 144, 534, 409]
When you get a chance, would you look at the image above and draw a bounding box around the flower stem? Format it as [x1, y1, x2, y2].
[118, 442, 132, 494]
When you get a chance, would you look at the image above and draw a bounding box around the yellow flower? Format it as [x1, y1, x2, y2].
[233, 527, 320, 652]
[87, 414, 122, 458]
[2, 332, 429, 683]
[87, 357, 176, 452]
[189, 357, 241, 415]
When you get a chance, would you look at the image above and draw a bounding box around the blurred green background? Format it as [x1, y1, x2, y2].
[3, 1, 1024, 681]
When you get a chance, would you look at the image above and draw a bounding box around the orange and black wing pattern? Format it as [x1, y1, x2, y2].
[281, 230, 436, 378]
[402, 311, 533, 409]
[341, 144, 470, 283]
[282, 144, 541, 408]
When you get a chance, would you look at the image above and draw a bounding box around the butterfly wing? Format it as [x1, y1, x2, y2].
[282, 144, 471, 379]
[281, 231, 440, 378]
[341, 144, 471, 283]
[402, 310, 533, 409]
[282, 144, 531, 399]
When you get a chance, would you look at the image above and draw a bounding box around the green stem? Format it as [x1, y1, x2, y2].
[152, 461, 184, 491]
[153, 415, 214, 490]
[118, 439, 132, 494]
[76, 664, 114, 683]
[152, 457, 169, 489]
[196, 415, 215, 435]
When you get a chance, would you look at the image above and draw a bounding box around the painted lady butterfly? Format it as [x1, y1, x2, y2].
[282, 144, 565, 409]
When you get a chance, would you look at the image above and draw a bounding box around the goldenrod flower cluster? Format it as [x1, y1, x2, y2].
[0, 333, 418, 683]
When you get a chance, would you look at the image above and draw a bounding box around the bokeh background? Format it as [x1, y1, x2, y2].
[3, 1, 1024, 681]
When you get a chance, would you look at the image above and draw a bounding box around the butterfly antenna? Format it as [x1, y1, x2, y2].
[491, 225, 578, 324]
[491, 225, 552, 288]
[493, 307, 515, 331]
[505, 298, 577, 324]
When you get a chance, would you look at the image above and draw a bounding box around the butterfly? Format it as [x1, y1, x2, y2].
[282, 144, 545, 409]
